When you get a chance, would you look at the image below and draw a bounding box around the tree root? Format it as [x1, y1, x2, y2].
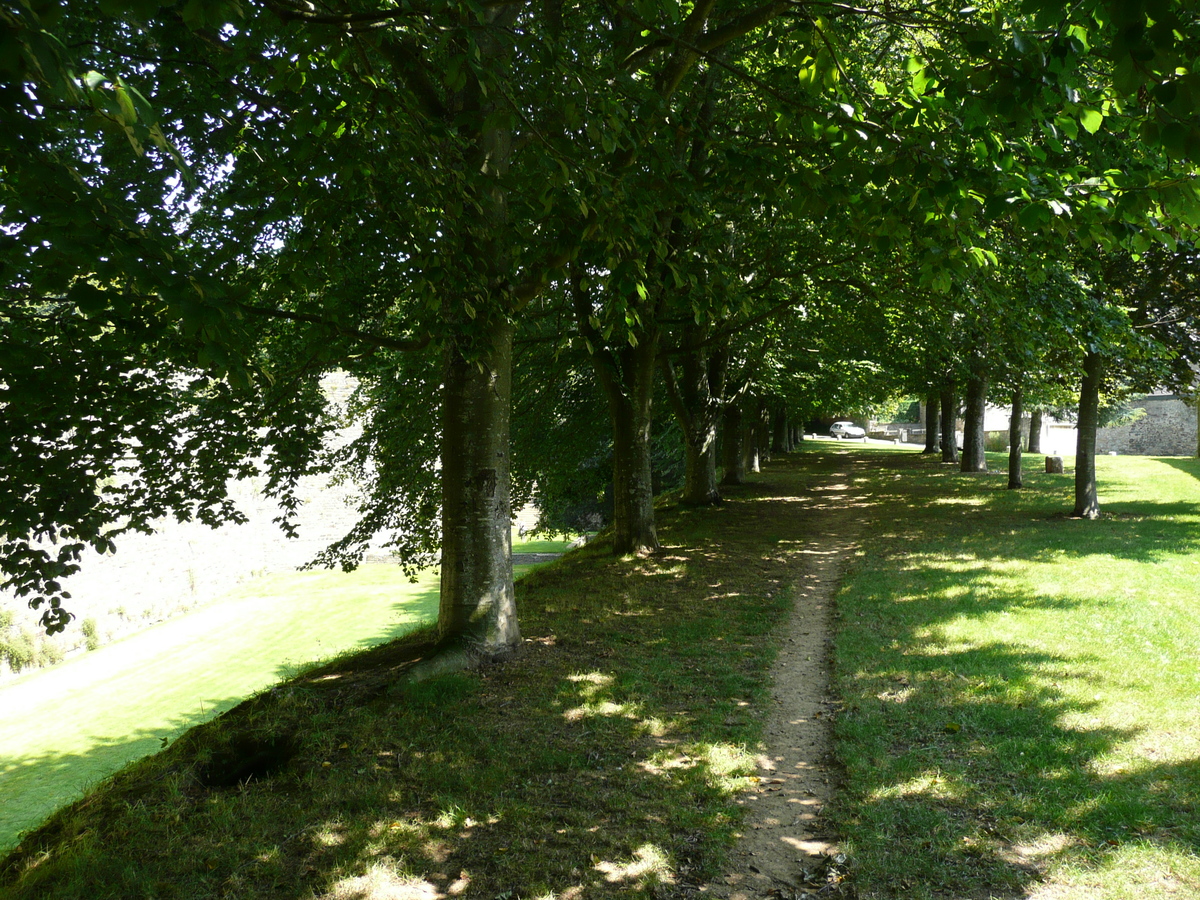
[391, 638, 521, 687]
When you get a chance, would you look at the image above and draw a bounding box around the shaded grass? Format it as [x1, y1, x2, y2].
[0, 463, 840, 899]
[829, 450, 1200, 899]
[0, 564, 440, 853]
[1, 535, 568, 853]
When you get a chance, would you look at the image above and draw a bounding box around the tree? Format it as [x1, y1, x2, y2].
[7, 0, 1200, 645]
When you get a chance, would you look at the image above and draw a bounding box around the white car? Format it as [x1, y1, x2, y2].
[830, 421, 867, 439]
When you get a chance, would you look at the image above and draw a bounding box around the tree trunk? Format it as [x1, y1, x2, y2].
[1008, 387, 1023, 489]
[923, 391, 940, 454]
[721, 401, 746, 485]
[960, 374, 988, 472]
[439, 321, 519, 657]
[940, 388, 959, 464]
[750, 411, 765, 471]
[1028, 409, 1043, 453]
[757, 407, 771, 464]
[662, 334, 727, 506]
[1073, 350, 1103, 519]
[601, 340, 661, 553]
[742, 397, 762, 473]
[434, 14, 522, 662]
[771, 405, 789, 453]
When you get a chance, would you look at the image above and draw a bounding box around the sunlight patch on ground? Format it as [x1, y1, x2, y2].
[564, 699, 641, 721]
[593, 843, 674, 887]
[638, 748, 698, 777]
[315, 826, 348, 847]
[633, 715, 672, 737]
[997, 831, 1074, 870]
[318, 863, 442, 900]
[694, 742, 758, 794]
[566, 672, 613, 692]
[1027, 842, 1200, 900]
[868, 771, 965, 803]
[562, 671, 647, 721]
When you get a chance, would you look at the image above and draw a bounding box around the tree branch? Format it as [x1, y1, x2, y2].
[238, 302, 432, 352]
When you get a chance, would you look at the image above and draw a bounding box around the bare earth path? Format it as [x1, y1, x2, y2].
[699, 452, 871, 899]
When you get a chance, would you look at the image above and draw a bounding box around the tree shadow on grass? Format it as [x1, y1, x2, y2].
[1145, 456, 1200, 482]
[0, 456, 854, 899]
[830, 451, 1200, 897]
[850, 449, 1200, 565]
[836, 630, 1200, 897]
[0, 702, 245, 854]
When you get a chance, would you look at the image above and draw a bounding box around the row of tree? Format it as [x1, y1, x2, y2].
[3, 0, 1200, 670]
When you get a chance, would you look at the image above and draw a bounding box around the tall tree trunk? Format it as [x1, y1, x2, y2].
[721, 401, 746, 485]
[960, 374, 988, 472]
[744, 398, 762, 473]
[600, 339, 661, 553]
[572, 267, 662, 554]
[1008, 386, 1023, 489]
[662, 334, 727, 506]
[434, 13, 521, 662]
[751, 404, 767, 470]
[1027, 408, 1043, 453]
[940, 388, 959, 464]
[439, 321, 519, 657]
[1073, 351, 1103, 519]
[771, 404, 789, 453]
[923, 391, 941, 454]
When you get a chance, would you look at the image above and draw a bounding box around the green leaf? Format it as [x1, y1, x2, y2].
[1079, 107, 1104, 134]
[113, 81, 137, 125]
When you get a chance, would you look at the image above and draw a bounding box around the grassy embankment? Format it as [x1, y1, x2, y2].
[0, 460, 820, 900]
[3, 447, 1200, 899]
[0, 539, 567, 852]
[831, 449, 1200, 899]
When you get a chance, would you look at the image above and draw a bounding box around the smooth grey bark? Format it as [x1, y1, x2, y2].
[940, 388, 960, 464]
[1008, 387, 1023, 489]
[960, 374, 988, 472]
[751, 404, 768, 470]
[1073, 350, 1103, 519]
[662, 334, 727, 506]
[431, 8, 522, 663]
[923, 391, 941, 454]
[1027, 409, 1043, 453]
[744, 399, 762, 474]
[438, 321, 519, 656]
[721, 401, 746, 485]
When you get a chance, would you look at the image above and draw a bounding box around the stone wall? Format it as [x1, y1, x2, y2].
[1097, 394, 1198, 457]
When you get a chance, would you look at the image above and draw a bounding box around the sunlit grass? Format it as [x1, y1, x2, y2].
[0, 563, 440, 851]
[1, 470, 806, 899]
[832, 450, 1200, 899]
[1, 534, 570, 852]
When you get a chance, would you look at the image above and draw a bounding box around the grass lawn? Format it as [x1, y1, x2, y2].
[831, 450, 1200, 899]
[5, 449, 1200, 899]
[0, 462, 829, 899]
[0, 538, 568, 852]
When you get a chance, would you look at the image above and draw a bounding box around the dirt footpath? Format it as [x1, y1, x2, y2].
[698, 461, 868, 899]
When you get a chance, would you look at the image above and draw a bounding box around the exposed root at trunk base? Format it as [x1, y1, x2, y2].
[391, 638, 521, 687]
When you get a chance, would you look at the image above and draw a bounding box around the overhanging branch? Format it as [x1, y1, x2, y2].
[238, 302, 432, 352]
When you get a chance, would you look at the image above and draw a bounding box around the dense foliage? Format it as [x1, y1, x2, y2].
[4, 0, 1200, 637]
